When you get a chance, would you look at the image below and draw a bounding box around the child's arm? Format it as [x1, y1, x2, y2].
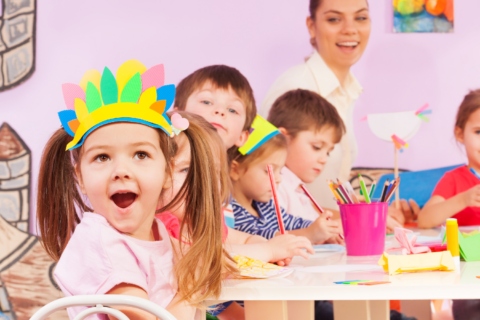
[286, 210, 341, 244]
[417, 185, 480, 228]
[105, 283, 196, 320]
[226, 227, 267, 245]
[225, 228, 314, 264]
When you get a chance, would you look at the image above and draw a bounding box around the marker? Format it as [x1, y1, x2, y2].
[446, 218, 460, 271]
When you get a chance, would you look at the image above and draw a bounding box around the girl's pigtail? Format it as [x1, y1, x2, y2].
[37, 128, 88, 261]
[169, 112, 236, 306]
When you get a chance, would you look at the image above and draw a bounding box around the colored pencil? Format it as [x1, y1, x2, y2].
[369, 181, 376, 200]
[343, 181, 360, 204]
[336, 179, 353, 204]
[379, 180, 390, 202]
[304, 183, 344, 239]
[328, 180, 343, 203]
[385, 178, 400, 202]
[267, 164, 285, 234]
[358, 174, 371, 203]
[300, 184, 325, 213]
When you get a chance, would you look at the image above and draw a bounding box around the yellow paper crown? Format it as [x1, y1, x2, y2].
[238, 115, 280, 155]
[58, 60, 174, 150]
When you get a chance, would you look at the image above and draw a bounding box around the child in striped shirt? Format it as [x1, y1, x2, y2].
[229, 116, 342, 244]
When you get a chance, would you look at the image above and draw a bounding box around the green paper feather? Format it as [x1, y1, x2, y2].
[85, 82, 102, 113]
[101, 67, 118, 105]
[120, 73, 142, 103]
[417, 114, 430, 122]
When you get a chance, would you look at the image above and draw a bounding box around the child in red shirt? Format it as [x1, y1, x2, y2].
[418, 89, 480, 228]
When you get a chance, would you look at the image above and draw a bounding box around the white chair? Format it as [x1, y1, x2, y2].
[29, 295, 177, 320]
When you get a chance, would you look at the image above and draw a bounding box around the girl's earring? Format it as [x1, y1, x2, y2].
[310, 37, 317, 47]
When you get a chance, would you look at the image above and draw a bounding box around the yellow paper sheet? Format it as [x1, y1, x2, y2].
[378, 251, 455, 275]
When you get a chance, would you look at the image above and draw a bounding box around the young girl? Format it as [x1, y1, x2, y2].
[229, 115, 341, 244]
[157, 111, 314, 320]
[418, 89, 480, 228]
[36, 60, 232, 319]
[158, 111, 314, 263]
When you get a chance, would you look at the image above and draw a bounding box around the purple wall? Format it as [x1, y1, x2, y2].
[0, 1, 476, 231]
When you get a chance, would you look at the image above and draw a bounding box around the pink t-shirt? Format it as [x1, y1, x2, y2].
[278, 167, 321, 221]
[54, 212, 176, 319]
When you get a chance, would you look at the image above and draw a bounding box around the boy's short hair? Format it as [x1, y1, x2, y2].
[267, 89, 345, 143]
[175, 65, 257, 131]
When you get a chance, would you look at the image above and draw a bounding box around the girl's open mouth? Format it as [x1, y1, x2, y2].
[111, 192, 137, 208]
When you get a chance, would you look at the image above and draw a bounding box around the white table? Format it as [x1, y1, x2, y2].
[210, 235, 480, 320]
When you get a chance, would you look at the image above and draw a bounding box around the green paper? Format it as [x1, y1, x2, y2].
[458, 231, 480, 262]
[120, 73, 141, 103]
[100, 67, 118, 105]
[85, 82, 102, 112]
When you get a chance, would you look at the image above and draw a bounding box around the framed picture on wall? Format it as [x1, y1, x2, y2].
[393, 0, 454, 33]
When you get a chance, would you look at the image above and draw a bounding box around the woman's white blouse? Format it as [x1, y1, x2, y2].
[261, 51, 362, 210]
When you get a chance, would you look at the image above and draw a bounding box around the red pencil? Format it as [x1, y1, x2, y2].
[300, 184, 325, 213]
[300, 184, 344, 240]
[267, 164, 285, 234]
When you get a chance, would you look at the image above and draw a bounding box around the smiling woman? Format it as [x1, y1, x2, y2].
[261, 0, 371, 210]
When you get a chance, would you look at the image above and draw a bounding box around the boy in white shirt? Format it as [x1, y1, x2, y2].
[268, 89, 344, 221]
[268, 89, 405, 234]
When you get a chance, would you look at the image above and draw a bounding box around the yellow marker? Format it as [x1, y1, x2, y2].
[446, 218, 460, 270]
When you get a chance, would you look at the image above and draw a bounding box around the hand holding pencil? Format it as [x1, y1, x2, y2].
[306, 211, 343, 244]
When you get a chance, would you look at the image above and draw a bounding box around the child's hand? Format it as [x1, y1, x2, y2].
[461, 185, 480, 208]
[387, 205, 406, 225]
[325, 234, 345, 244]
[308, 210, 341, 244]
[399, 199, 420, 223]
[386, 215, 403, 234]
[267, 233, 314, 262]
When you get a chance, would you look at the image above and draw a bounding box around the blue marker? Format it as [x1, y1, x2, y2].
[469, 167, 480, 179]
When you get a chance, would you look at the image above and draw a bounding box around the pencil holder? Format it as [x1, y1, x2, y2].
[339, 202, 388, 256]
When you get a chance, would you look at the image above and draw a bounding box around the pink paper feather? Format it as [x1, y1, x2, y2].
[141, 64, 165, 91]
[62, 83, 85, 110]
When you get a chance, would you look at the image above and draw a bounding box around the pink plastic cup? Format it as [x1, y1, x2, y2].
[339, 202, 388, 256]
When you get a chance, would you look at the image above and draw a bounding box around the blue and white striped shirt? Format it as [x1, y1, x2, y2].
[232, 199, 313, 239]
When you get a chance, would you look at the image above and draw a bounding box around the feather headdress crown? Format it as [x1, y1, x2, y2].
[58, 60, 176, 150]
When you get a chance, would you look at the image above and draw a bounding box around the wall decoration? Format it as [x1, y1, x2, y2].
[0, 122, 31, 232]
[362, 104, 432, 208]
[393, 0, 454, 33]
[0, 123, 67, 319]
[0, 0, 36, 92]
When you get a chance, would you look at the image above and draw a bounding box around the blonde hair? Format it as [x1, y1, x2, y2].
[160, 111, 236, 304]
[230, 134, 287, 171]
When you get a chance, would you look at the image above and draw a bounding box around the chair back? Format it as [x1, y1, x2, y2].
[29, 295, 177, 320]
[372, 164, 462, 208]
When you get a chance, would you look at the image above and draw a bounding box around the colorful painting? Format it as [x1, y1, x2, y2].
[0, 0, 36, 92]
[393, 0, 454, 33]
